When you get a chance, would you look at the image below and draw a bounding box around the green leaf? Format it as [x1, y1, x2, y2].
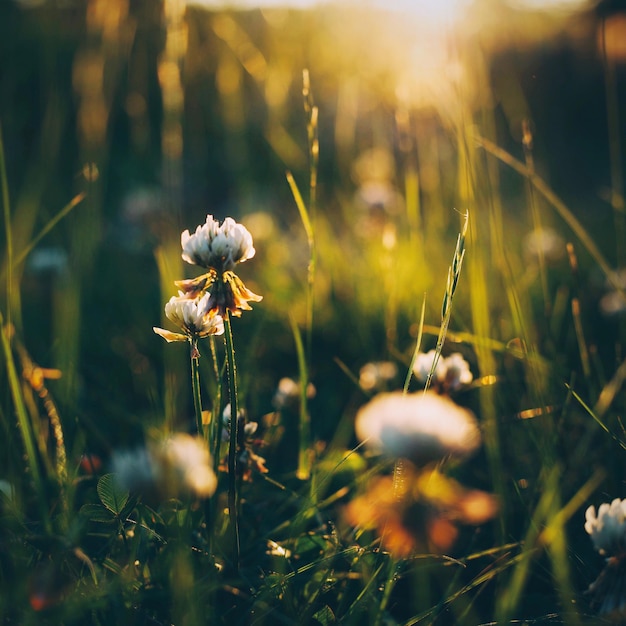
[312, 605, 336, 625]
[80, 503, 115, 523]
[97, 474, 129, 516]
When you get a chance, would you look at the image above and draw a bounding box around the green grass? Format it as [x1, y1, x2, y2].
[0, 2, 624, 624]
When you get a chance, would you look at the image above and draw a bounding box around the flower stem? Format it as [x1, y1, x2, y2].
[224, 312, 240, 573]
[190, 339, 204, 438]
[209, 336, 222, 476]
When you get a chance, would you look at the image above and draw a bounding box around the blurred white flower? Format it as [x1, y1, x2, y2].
[272, 377, 316, 410]
[181, 214, 255, 272]
[413, 350, 446, 385]
[600, 289, 626, 317]
[26, 247, 69, 276]
[160, 434, 217, 498]
[355, 390, 481, 464]
[111, 434, 217, 499]
[522, 227, 565, 264]
[266, 540, 292, 558]
[442, 353, 474, 391]
[412, 350, 473, 392]
[359, 361, 398, 392]
[222, 402, 247, 425]
[354, 181, 404, 217]
[153, 293, 224, 344]
[585, 498, 626, 621]
[585, 498, 626, 556]
[111, 447, 159, 492]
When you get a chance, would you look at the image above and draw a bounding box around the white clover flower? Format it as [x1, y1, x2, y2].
[222, 402, 247, 425]
[272, 377, 316, 410]
[160, 434, 217, 498]
[355, 391, 481, 464]
[442, 353, 474, 392]
[600, 290, 626, 317]
[522, 227, 565, 264]
[585, 498, 626, 556]
[181, 215, 255, 272]
[359, 361, 398, 392]
[153, 293, 224, 344]
[176, 215, 262, 317]
[412, 351, 472, 393]
[111, 447, 160, 492]
[111, 434, 217, 499]
[413, 350, 446, 385]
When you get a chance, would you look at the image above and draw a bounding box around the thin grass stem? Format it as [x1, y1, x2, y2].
[289, 313, 311, 480]
[0, 125, 12, 330]
[224, 311, 240, 573]
[477, 135, 623, 294]
[209, 336, 222, 476]
[0, 314, 50, 532]
[403, 295, 426, 394]
[190, 339, 204, 439]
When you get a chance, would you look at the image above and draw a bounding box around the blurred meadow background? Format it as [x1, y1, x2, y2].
[1, 0, 626, 623]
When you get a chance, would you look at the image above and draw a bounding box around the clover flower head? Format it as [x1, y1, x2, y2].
[585, 498, 626, 556]
[359, 361, 398, 392]
[413, 350, 447, 384]
[181, 215, 255, 272]
[153, 293, 224, 344]
[412, 351, 473, 393]
[110, 447, 158, 492]
[355, 391, 481, 465]
[600, 291, 626, 317]
[222, 402, 247, 426]
[585, 498, 626, 620]
[523, 227, 565, 264]
[442, 353, 474, 392]
[111, 434, 217, 499]
[160, 433, 217, 498]
[272, 377, 317, 410]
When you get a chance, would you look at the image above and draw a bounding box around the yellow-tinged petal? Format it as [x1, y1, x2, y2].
[153, 327, 188, 343]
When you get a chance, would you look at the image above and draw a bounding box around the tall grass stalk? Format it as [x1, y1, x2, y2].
[0, 314, 50, 532]
[1, 124, 13, 329]
[289, 313, 312, 482]
[403, 295, 426, 393]
[286, 170, 315, 480]
[477, 135, 623, 294]
[425, 210, 468, 392]
[599, 17, 625, 269]
[522, 121, 551, 315]
[224, 312, 240, 573]
[155, 243, 186, 430]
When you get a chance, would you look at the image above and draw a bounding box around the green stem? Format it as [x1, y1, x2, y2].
[289, 314, 311, 480]
[190, 339, 203, 438]
[209, 336, 222, 476]
[0, 314, 50, 532]
[0, 124, 12, 332]
[224, 312, 240, 573]
[375, 557, 399, 626]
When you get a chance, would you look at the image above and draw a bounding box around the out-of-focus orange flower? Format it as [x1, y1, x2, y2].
[343, 467, 498, 558]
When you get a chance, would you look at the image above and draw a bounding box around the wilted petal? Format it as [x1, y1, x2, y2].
[153, 327, 188, 343]
[174, 272, 215, 299]
[227, 272, 263, 313]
